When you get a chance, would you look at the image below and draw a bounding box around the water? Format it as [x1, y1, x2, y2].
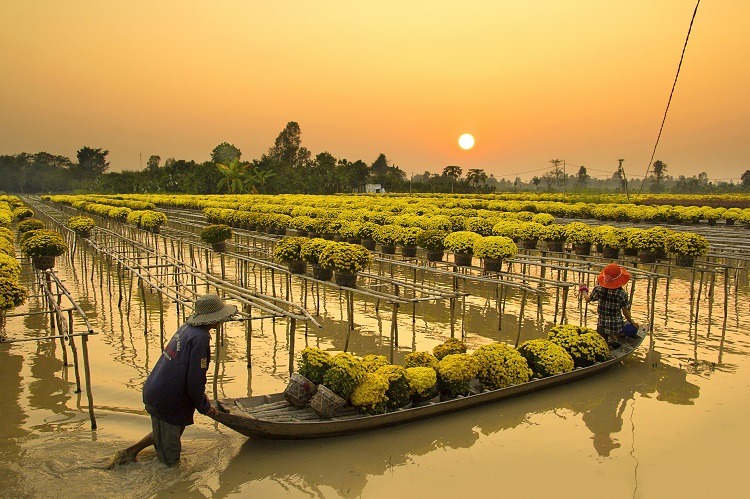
[1, 247, 748, 498]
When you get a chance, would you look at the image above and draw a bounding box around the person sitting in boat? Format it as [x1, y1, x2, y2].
[107, 293, 237, 468]
[579, 263, 638, 349]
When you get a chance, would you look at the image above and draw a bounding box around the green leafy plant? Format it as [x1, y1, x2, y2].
[433, 337, 467, 360]
[376, 364, 412, 409]
[298, 347, 334, 385]
[473, 236, 519, 260]
[0, 276, 27, 310]
[200, 224, 233, 244]
[322, 352, 367, 400]
[472, 343, 532, 389]
[517, 339, 575, 378]
[547, 324, 609, 367]
[319, 242, 372, 273]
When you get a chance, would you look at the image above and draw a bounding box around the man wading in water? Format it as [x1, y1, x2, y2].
[107, 294, 237, 468]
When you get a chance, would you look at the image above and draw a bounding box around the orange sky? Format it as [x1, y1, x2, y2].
[1, 1, 748, 182]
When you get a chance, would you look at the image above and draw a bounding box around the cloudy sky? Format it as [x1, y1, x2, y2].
[1, 1, 747, 182]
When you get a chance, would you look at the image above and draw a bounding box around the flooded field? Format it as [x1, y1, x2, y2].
[2, 220, 749, 498]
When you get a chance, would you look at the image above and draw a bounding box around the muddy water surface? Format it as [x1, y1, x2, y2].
[1, 249, 749, 499]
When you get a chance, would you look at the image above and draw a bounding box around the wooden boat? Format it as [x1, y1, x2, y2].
[210, 332, 646, 439]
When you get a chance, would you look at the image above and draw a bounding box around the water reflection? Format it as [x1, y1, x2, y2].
[0, 350, 28, 496]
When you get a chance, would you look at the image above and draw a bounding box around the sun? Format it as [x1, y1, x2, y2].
[458, 133, 475, 150]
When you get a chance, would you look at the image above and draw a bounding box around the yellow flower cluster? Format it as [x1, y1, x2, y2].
[350, 372, 389, 415]
[404, 351, 439, 369]
[472, 343, 532, 389]
[518, 339, 575, 378]
[433, 338, 467, 360]
[361, 354, 390, 373]
[405, 367, 438, 397]
[547, 325, 608, 367]
[437, 353, 479, 398]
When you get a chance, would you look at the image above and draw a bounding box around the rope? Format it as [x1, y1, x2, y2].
[634, 0, 701, 202]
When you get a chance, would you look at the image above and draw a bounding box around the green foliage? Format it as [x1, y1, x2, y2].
[547, 324, 609, 367]
[376, 364, 412, 409]
[443, 231, 482, 254]
[415, 229, 447, 251]
[665, 231, 710, 257]
[405, 366, 438, 398]
[473, 236, 519, 260]
[517, 339, 575, 378]
[298, 347, 333, 385]
[272, 236, 308, 263]
[433, 337, 468, 360]
[350, 372, 390, 415]
[17, 218, 45, 235]
[404, 351, 439, 369]
[20, 231, 67, 258]
[0, 238, 14, 257]
[322, 352, 367, 400]
[200, 224, 233, 244]
[0, 253, 21, 280]
[319, 242, 372, 273]
[0, 276, 27, 310]
[472, 343, 532, 389]
[436, 353, 479, 398]
[67, 216, 95, 234]
[300, 238, 336, 265]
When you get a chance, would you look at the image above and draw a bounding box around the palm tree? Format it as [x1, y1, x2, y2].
[466, 168, 488, 192]
[216, 158, 247, 194]
[244, 167, 276, 193]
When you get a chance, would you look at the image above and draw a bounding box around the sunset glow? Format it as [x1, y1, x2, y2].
[458, 134, 475, 150]
[1, 1, 748, 182]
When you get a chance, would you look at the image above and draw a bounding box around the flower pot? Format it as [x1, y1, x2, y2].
[346, 237, 361, 244]
[623, 247, 639, 257]
[211, 241, 227, 252]
[150, 226, 160, 234]
[311, 264, 333, 281]
[675, 254, 695, 267]
[401, 245, 417, 257]
[520, 239, 538, 250]
[307, 231, 319, 239]
[426, 250, 444, 262]
[361, 238, 376, 250]
[286, 228, 305, 237]
[334, 271, 358, 288]
[638, 250, 658, 263]
[546, 240, 564, 252]
[483, 257, 502, 272]
[595, 243, 604, 253]
[726, 219, 735, 226]
[380, 244, 396, 255]
[75, 230, 90, 239]
[707, 219, 717, 226]
[284, 373, 317, 408]
[453, 252, 473, 266]
[573, 243, 591, 256]
[310, 384, 346, 418]
[32, 255, 56, 270]
[602, 246, 620, 259]
[286, 260, 307, 275]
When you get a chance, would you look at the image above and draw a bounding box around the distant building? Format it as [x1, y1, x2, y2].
[357, 183, 386, 194]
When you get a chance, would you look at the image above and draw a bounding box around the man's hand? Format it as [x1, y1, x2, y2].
[206, 405, 219, 417]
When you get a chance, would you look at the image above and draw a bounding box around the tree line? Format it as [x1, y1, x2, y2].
[1, 122, 748, 194]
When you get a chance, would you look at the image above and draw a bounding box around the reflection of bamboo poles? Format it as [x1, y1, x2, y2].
[718, 267, 729, 364]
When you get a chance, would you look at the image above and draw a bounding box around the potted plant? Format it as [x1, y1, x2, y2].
[140, 211, 168, 233]
[517, 339, 575, 378]
[20, 230, 68, 269]
[16, 218, 45, 236]
[627, 227, 668, 263]
[444, 231, 482, 266]
[547, 324, 609, 368]
[0, 276, 27, 337]
[297, 347, 334, 384]
[515, 222, 545, 250]
[472, 343, 532, 389]
[68, 216, 95, 238]
[372, 224, 402, 254]
[465, 217, 494, 236]
[491, 221, 521, 240]
[594, 225, 626, 259]
[318, 242, 372, 288]
[0, 254, 21, 281]
[375, 364, 412, 409]
[405, 366, 439, 404]
[359, 222, 379, 250]
[436, 353, 479, 399]
[337, 220, 364, 244]
[404, 351, 439, 369]
[300, 238, 336, 281]
[473, 236, 518, 272]
[565, 222, 594, 256]
[433, 337, 467, 360]
[200, 224, 233, 252]
[350, 372, 390, 415]
[311, 352, 366, 418]
[0, 238, 14, 258]
[397, 226, 422, 257]
[273, 236, 309, 274]
[665, 232, 709, 267]
[539, 224, 567, 252]
[416, 229, 447, 262]
[12, 207, 34, 220]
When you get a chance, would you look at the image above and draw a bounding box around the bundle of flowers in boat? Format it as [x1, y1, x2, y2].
[547, 324, 609, 368]
[361, 354, 390, 373]
[375, 365, 412, 409]
[404, 351, 439, 369]
[405, 366, 438, 403]
[350, 372, 390, 415]
[436, 353, 479, 399]
[297, 347, 334, 385]
[472, 343, 532, 390]
[517, 339, 575, 378]
[433, 338, 467, 360]
[322, 352, 367, 401]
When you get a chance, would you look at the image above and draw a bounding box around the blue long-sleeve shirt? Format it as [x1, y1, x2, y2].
[143, 323, 212, 426]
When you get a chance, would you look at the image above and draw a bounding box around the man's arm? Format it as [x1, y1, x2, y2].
[186, 333, 212, 415]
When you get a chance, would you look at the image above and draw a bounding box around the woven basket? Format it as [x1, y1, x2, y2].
[32, 255, 56, 270]
[453, 252, 472, 266]
[283, 373, 317, 408]
[310, 384, 346, 418]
